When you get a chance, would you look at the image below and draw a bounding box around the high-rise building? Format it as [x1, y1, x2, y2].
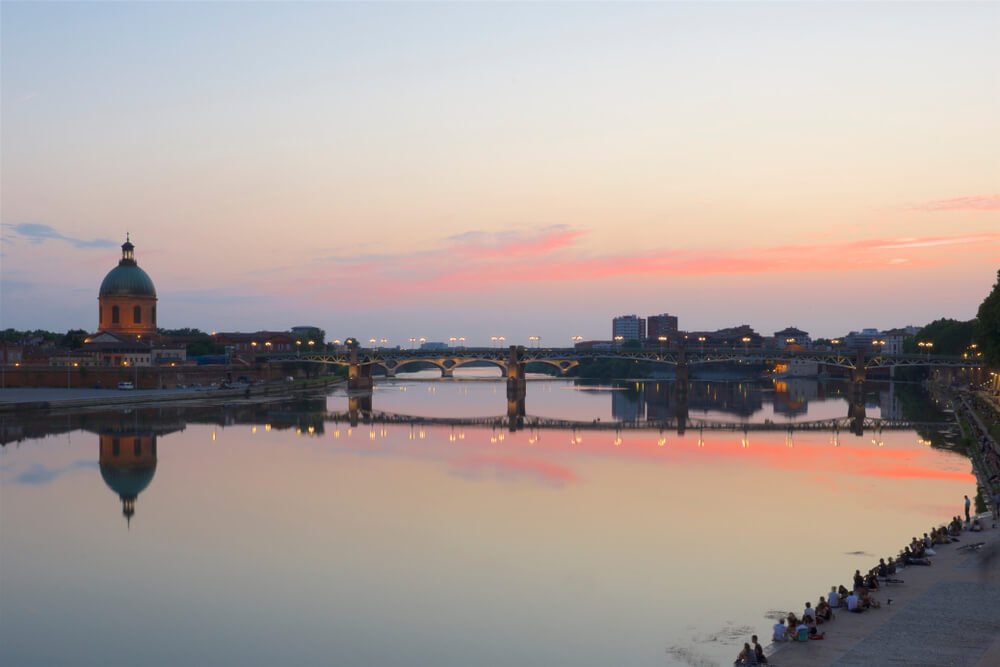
[647, 313, 679, 341]
[612, 315, 646, 341]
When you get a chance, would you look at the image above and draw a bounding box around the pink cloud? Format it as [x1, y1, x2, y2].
[914, 194, 1000, 212]
[254, 228, 999, 303]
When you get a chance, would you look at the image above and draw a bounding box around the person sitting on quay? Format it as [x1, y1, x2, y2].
[735, 641, 758, 665]
[751, 634, 768, 665]
[802, 601, 816, 622]
[816, 596, 834, 622]
[971, 516, 984, 532]
[949, 516, 964, 536]
[772, 618, 788, 643]
[838, 584, 851, 600]
[828, 585, 841, 609]
[863, 570, 880, 591]
[845, 589, 865, 613]
[805, 615, 826, 640]
[853, 569, 865, 590]
[795, 619, 810, 642]
[901, 546, 932, 566]
[921, 533, 937, 555]
[860, 588, 881, 610]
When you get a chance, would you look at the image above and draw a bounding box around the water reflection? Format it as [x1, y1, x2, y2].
[0, 381, 968, 667]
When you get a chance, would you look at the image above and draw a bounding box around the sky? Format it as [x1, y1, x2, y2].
[1, 1, 998, 345]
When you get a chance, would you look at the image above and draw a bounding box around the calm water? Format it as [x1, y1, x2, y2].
[0, 379, 973, 667]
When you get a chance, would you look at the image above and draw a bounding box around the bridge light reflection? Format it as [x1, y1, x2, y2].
[657, 435, 666, 447]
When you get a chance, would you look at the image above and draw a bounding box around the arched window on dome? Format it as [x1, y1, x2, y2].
[112, 305, 120, 324]
[134, 305, 142, 324]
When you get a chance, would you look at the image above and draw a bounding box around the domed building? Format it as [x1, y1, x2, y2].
[98, 234, 157, 337]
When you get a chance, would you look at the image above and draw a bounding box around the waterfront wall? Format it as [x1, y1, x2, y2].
[0, 365, 313, 390]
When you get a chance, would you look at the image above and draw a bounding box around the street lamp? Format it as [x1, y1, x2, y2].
[409, 337, 416, 349]
[296, 340, 302, 357]
[528, 335, 540, 348]
[741, 336, 751, 354]
[458, 336, 465, 348]
[491, 336, 498, 347]
[498, 336, 506, 348]
[698, 336, 706, 353]
[67, 360, 79, 389]
[614, 335, 624, 349]
[571, 335, 583, 347]
[449, 336, 458, 348]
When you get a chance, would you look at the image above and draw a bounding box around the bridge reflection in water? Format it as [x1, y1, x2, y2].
[339, 382, 930, 439]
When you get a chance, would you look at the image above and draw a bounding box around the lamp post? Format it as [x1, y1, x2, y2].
[571, 335, 583, 347]
[449, 336, 458, 348]
[67, 360, 79, 389]
[658, 335, 668, 353]
[498, 336, 506, 348]
[741, 336, 751, 354]
[698, 336, 706, 353]
[918, 340, 933, 358]
[614, 335, 624, 349]
[296, 340, 302, 357]
[458, 336, 465, 349]
[491, 336, 498, 348]
[872, 339, 885, 356]
[528, 335, 540, 348]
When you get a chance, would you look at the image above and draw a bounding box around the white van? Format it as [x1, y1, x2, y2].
[117, 381, 135, 390]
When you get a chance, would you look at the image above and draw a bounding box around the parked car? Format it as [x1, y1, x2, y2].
[117, 381, 135, 390]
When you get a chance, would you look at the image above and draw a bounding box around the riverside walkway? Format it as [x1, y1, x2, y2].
[767, 519, 1000, 667]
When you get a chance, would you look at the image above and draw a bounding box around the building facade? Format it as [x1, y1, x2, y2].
[647, 313, 679, 341]
[612, 315, 646, 341]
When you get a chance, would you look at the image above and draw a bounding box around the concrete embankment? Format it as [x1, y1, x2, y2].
[0, 378, 343, 413]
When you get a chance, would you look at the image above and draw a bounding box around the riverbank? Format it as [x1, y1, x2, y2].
[764, 517, 1000, 666]
[0, 376, 343, 413]
[756, 388, 1000, 667]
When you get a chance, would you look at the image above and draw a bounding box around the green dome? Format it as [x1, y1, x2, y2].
[99, 264, 157, 297]
[99, 235, 157, 297]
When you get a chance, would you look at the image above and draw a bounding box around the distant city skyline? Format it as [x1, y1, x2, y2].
[2, 2, 997, 342]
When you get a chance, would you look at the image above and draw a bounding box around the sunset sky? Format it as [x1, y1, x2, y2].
[2, 2, 997, 344]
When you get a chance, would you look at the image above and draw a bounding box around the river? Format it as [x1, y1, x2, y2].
[0, 377, 974, 666]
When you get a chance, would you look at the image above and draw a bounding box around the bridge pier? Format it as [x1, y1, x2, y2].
[506, 345, 526, 399]
[348, 348, 373, 390]
[442, 367, 454, 379]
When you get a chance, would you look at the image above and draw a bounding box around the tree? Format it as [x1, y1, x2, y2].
[908, 318, 976, 356]
[976, 269, 1000, 366]
[60, 329, 89, 349]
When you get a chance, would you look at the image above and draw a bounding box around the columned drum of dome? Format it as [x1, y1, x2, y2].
[98, 234, 157, 337]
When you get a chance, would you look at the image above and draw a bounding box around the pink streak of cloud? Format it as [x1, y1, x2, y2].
[260, 228, 999, 303]
[913, 194, 1000, 212]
